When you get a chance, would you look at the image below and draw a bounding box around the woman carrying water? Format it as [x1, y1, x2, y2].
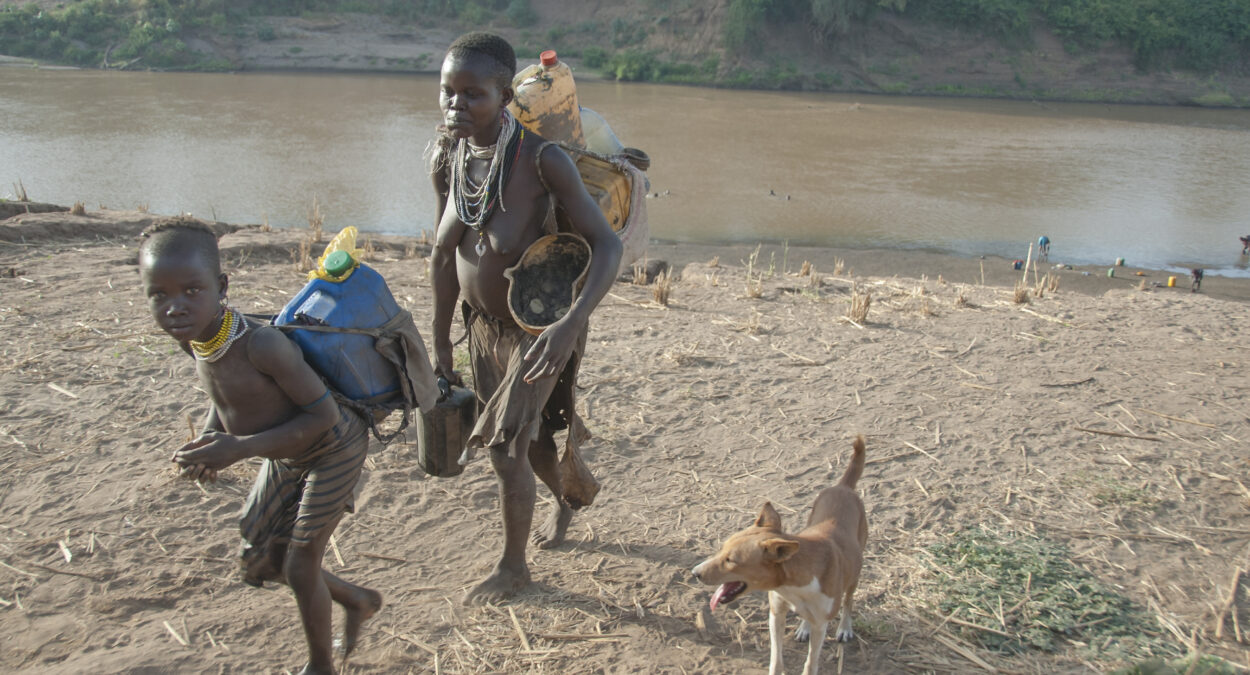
[427, 32, 622, 604]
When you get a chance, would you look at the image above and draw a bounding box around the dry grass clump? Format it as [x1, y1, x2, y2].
[799, 260, 812, 276]
[403, 241, 418, 259]
[743, 273, 763, 297]
[954, 290, 968, 307]
[293, 239, 313, 273]
[833, 257, 845, 275]
[807, 268, 823, 289]
[1034, 272, 1059, 298]
[361, 235, 376, 262]
[743, 245, 764, 298]
[744, 273, 763, 298]
[260, 213, 272, 233]
[307, 195, 325, 244]
[707, 255, 719, 268]
[1013, 282, 1030, 304]
[70, 201, 86, 216]
[12, 179, 28, 202]
[631, 258, 649, 286]
[847, 284, 871, 323]
[1137, 278, 1148, 291]
[651, 269, 672, 306]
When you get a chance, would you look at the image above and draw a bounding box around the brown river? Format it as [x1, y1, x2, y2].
[4, 66, 1250, 275]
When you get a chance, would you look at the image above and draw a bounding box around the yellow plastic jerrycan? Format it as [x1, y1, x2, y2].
[573, 153, 631, 233]
[509, 50, 585, 147]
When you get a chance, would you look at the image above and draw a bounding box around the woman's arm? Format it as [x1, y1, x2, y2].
[522, 146, 623, 383]
[431, 167, 465, 382]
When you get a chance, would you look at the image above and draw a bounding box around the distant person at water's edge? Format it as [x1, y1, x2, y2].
[427, 32, 623, 604]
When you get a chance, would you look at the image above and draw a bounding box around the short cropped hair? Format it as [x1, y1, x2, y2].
[447, 32, 516, 87]
[140, 216, 221, 274]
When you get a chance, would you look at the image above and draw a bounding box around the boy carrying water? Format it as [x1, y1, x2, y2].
[139, 217, 379, 675]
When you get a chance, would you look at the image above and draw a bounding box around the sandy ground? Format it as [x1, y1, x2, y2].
[1, 208, 1248, 674]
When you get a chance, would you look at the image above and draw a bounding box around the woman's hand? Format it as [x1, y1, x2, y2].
[523, 316, 581, 383]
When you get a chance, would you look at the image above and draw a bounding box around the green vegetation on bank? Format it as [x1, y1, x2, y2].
[0, 0, 537, 70]
[721, 0, 1249, 73]
[0, 0, 1245, 104]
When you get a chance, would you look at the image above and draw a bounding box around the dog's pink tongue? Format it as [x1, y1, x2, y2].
[709, 583, 732, 611]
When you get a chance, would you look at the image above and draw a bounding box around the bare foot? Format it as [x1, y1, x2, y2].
[464, 563, 530, 605]
[336, 587, 383, 659]
[532, 500, 573, 550]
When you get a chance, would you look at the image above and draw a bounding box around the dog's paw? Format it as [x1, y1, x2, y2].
[834, 626, 854, 642]
[794, 620, 811, 643]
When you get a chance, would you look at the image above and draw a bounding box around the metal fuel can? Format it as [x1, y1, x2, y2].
[416, 378, 476, 478]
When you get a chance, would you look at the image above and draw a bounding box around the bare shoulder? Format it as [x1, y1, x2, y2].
[244, 324, 301, 371]
[530, 136, 579, 189]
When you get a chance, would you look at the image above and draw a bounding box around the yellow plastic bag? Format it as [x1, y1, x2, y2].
[308, 226, 365, 282]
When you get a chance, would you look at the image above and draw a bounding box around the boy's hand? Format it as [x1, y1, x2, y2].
[172, 432, 244, 472]
[523, 317, 580, 383]
[178, 464, 219, 483]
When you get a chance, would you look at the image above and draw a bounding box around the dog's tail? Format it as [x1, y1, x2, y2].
[839, 435, 866, 489]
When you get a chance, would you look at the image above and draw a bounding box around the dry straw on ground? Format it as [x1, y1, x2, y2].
[3, 222, 1248, 675]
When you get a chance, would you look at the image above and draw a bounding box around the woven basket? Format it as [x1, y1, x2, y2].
[503, 233, 591, 336]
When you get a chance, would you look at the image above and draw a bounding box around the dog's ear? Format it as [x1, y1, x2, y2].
[754, 502, 782, 530]
[760, 538, 799, 563]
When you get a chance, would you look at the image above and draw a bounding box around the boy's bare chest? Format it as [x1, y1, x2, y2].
[197, 351, 292, 435]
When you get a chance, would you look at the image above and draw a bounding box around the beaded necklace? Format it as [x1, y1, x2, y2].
[189, 306, 249, 362]
[450, 110, 525, 256]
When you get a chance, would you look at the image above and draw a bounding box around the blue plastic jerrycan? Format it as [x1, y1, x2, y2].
[275, 249, 402, 402]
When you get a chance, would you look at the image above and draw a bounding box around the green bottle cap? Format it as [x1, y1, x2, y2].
[324, 250, 354, 279]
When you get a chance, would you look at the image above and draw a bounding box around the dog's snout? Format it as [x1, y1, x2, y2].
[691, 563, 704, 581]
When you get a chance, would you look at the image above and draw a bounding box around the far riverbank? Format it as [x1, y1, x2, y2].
[4, 203, 1247, 303]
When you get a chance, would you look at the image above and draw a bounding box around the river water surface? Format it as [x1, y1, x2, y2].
[3, 66, 1250, 275]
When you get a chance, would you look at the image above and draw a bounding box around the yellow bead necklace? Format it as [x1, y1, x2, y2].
[189, 307, 248, 362]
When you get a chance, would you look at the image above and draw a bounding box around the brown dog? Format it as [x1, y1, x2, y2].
[692, 436, 867, 675]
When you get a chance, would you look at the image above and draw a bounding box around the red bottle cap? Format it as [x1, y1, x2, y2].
[540, 50, 558, 67]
